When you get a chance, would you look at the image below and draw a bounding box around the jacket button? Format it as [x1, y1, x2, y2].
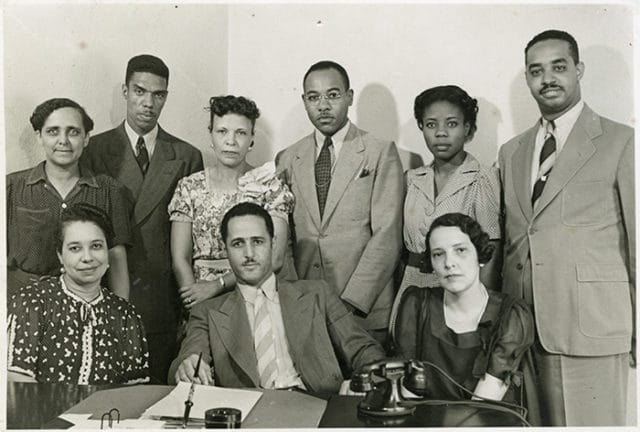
[516, 263, 523, 270]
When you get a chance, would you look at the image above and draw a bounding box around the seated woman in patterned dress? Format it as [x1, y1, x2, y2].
[7, 203, 149, 384]
[169, 95, 295, 311]
[393, 213, 533, 402]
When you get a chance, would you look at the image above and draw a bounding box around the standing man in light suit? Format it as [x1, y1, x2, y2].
[276, 61, 403, 344]
[82, 54, 203, 383]
[499, 30, 634, 426]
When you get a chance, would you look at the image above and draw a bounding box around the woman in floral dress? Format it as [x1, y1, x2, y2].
[169, 95, 295, 310]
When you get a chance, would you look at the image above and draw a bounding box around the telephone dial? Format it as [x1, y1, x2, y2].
[349, 359, 428, 417]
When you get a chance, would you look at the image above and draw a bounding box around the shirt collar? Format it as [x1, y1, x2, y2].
[541, 99, 584, 148]
[237, 273, 277, 303]
[124, 120, 159, 155]
[314, 119, 351, 152]
[26, 161, 99, 188]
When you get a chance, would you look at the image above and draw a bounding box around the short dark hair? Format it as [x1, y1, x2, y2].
[425, 213, 494, 272]
[220, 202, 274, 244]
[125, 54, 169, 85]
[413, 85, 479, 139]
[29, 98, 94, 133]
[525, 29, 580, 65]
[56, 203, 115, 252]
[303, 60, 350, 91]
[207, 95, 261, 133]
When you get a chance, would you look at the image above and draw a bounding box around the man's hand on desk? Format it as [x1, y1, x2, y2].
[175, 353, 214, 385]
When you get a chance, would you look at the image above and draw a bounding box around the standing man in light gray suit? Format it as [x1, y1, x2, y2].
[81, 54, 203, 383]
[276, 61, 403, 344]
[499, 30, 634, 426]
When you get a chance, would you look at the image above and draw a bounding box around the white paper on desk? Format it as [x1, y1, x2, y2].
[142, 382, 261, 421]
[60, 414, 167, 429]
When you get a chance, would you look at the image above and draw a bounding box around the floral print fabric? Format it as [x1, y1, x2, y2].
[168, 162, 295, 282]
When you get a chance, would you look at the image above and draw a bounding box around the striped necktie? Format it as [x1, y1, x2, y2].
[315, 135, 333, 218]
[531, 120, 556, 208]
[136, 136, 149, 175]
[253, 288, 277, 389]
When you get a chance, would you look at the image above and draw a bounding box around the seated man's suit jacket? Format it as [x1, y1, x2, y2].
[81, 122, 203, 334]
[168, 279, 386, 392]
[499, 104, 635, 356]
[276, 124, 404, 330]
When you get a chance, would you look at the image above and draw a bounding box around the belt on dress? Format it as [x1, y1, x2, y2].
[404, 251, 429, 273]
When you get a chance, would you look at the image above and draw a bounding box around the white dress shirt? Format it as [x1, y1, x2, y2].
[124, 121, 158, 159]
[530, 100, 584, 193]
[237, 273, 305, 389]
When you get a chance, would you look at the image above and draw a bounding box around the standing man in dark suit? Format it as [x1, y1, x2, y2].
[169, 202, 385, 391]
[276, 61, 403, 344]
[82, 54, 203, 383]
[499, 30, 634, 426]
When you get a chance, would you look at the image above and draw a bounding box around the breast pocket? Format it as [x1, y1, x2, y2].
[561, 181, 617, 226]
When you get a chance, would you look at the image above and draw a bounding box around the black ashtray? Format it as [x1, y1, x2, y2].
[204, 407, 241, 429]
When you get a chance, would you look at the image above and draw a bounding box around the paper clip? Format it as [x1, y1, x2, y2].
[100, 408, 120, 429]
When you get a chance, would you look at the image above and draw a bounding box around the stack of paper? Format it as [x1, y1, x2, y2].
[141, 382, 262, 422]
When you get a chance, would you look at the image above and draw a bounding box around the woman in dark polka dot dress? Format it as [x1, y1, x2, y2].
[7, 204, 149, 384]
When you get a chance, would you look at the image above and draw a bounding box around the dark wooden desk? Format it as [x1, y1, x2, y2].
[7, 382, 526, 429]
[319, 395, 528, 427]
[7, 382, 110, 429]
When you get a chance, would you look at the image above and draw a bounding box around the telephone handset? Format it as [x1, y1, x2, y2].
[349, 359, 427, 417]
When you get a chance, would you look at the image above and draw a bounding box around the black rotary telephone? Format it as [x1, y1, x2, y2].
[349, 359, 430, 417]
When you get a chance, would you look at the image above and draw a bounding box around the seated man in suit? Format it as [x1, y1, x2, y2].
[169, 202, 385, 392]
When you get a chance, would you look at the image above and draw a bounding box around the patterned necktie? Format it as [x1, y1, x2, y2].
[253, 288, 277, 389]
[315, 135, 333, 218]
[531, 120, 556, 208]
[136, 136, 150, 175]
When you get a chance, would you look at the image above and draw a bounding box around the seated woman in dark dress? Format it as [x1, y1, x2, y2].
[7, 203, 149, 384]
[393, 213, 533, 402]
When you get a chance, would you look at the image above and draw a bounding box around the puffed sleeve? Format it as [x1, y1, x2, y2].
[7, 288, 43, 379]
[168, 175, 195, 222]
[239, 162, 295, 222]
[391, 285, 429, 359]
[486, 299, 534, 383]
[119, 303, 150, 383]
[473, 165, 502, 240]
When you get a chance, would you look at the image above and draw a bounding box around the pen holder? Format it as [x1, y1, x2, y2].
[205, 408, 241, 429]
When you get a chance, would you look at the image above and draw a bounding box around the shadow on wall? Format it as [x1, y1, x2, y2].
[471, 97, 502, 167]
[508, 66, 540, 138]
[356, 83, 423, 171]
[249, 119, 276, 166]
[16, 125, 43, 171]
[109, 83, 126, 128]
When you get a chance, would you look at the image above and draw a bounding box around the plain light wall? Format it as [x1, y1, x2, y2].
[4, 3, 229, 174]
[226, 3, 634, 170]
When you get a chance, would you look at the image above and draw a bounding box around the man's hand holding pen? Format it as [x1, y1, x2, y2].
[175, 353, 214, 385]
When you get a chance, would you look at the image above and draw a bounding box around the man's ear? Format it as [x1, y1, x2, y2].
[576, 61, 585, 81]
[122, 83, 128, 99]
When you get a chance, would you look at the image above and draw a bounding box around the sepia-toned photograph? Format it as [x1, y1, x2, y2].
[2, 0, 636, 429]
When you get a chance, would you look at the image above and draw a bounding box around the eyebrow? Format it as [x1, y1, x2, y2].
[133, 84, 168, 95]
[528, 58, 568, 68]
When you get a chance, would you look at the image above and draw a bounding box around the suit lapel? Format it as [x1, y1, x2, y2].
[210, 291, 260, 387]
[133, 127, 184, 224]
[321, 125, 365, 228]
[511, 125, 537, 221]
[533, 106, 599, 216]
[106, 123, 144, 198]
[278, 281, 315, 366]
[291, 135, 322, 230]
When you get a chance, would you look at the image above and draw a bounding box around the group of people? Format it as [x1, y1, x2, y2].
[6, 29, 634, 427]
